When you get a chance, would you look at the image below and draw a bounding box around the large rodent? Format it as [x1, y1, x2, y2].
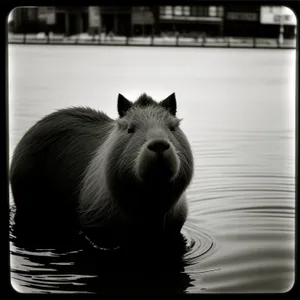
[10, 93, 194, 245]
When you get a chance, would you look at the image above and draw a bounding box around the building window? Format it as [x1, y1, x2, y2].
[27, 7, 37, 21]
[197, 6, 203, 16]
[217, 6, 224, 17]
[196, 6, 209, 16]
[203, 6, 209, 16]
[183, 6, 190, 16]
[274, 15, 281, 22]
[190, 6, 197, 16]
[21, 7, 26, 19]
[37, 7, 47, 22]
[165, 6, 173, 16]
[174, 6, 183, 16]
[160, 6, 165, 15]
[209, 6, 217, 17]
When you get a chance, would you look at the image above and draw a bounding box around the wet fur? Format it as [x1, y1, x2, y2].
[10, 93, 194, 242]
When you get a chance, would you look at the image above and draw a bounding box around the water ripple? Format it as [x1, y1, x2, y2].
[181, 222, 217, 266]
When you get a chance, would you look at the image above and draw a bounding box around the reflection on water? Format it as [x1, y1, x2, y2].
[10, 204, 193, 295]
[9, 45, 295, 294]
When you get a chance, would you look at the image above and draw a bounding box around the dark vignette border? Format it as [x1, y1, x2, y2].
[1, 0, 299, 298]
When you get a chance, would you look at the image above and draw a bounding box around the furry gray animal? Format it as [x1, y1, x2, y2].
[10, 93, 194, 244]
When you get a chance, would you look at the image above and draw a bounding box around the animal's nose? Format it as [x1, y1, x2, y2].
[147, 139, 170, 153]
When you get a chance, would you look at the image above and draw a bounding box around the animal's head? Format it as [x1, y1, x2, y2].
[106, 93, 194, 216]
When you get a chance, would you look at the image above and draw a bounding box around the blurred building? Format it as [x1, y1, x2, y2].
[53, 7, 88, 35]
[10, 5, 297, 39]
[223, 4, 296, 38]
[10, 5, 224, 36]
[11, 6, 132, 36]
[11, 7, 41, 33]
[101, 6, 131, 36]
[259, 6, 296, 38]
[223, 4, 260, 37]
[158, 5, 224, 36]
[131, 6, 155, 36]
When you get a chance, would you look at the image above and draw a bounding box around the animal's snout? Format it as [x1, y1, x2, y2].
[147, 139, 170, 153]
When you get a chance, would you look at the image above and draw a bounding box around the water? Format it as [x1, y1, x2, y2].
[8, 45, 295, 294]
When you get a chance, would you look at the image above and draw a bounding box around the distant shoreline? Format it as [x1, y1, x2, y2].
[7, 33, 296, 50]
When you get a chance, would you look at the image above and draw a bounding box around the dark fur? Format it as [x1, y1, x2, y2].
[10, 93, 194, 244]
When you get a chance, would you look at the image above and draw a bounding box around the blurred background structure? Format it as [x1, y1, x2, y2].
[7, 5, 297, 48]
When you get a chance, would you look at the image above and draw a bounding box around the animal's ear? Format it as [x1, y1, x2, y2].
[117, 94, 133, 117]
[160, 93, 177, 116]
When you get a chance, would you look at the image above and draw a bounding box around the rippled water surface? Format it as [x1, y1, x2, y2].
[8, 45, 295, 294]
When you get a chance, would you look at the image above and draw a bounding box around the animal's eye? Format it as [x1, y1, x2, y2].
[128, 127, 135, 134]
[169, 126, 176, 132]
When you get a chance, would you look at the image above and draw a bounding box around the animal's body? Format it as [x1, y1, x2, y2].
[10, 93, 194, 246]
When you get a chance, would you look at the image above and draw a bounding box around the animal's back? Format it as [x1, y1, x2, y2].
[10, 106, 114, 221]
